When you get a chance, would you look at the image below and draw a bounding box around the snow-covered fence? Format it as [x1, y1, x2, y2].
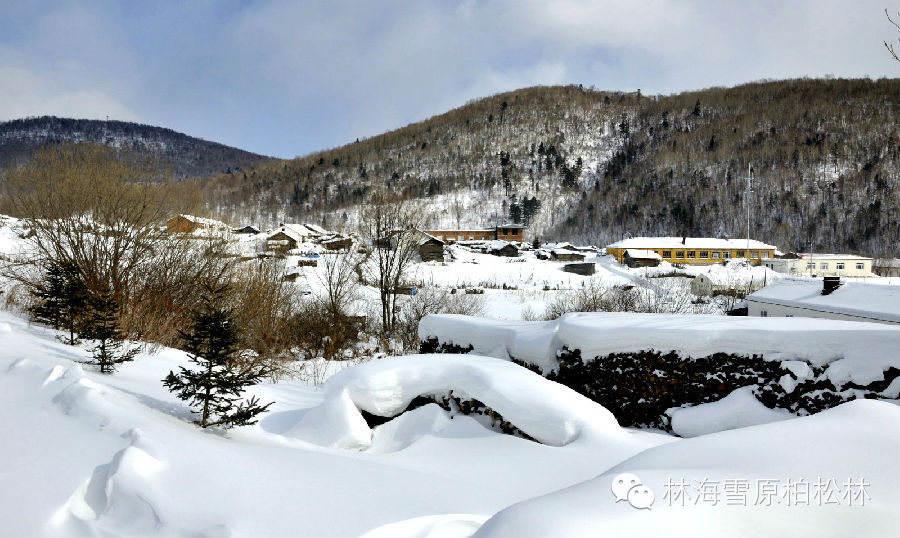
[419, 313, 900, 430]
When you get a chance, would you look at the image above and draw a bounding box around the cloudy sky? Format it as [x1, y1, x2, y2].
[1, 0, 898, 158]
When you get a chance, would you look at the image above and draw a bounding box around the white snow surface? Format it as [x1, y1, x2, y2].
[747, 277, 900, 323]
[0, 311, 674, 538]
[419, 312, 900, 383]
[475, 400, 900, 538]
[285, 354, 637, 448]
[607, 236, 777, 251]
[666, 386, 793, 437]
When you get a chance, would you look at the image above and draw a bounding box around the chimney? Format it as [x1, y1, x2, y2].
[822, 276, 841, 295]
[682, 235, 686, 245]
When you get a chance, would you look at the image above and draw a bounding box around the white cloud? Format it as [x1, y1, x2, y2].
[0, 65, 139, 122]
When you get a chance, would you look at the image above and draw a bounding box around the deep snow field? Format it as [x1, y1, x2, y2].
[2, 217, 899, 537]
[2, 310, 899, 537]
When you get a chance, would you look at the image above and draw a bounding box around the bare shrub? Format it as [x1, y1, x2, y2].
[395, 286, 486, 351]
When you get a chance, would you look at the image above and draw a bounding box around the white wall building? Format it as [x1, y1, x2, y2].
[746, 278, 900, 325]
[760, 253, 873, 278]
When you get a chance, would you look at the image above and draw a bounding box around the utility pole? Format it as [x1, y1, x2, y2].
[746, 163, 752, 258]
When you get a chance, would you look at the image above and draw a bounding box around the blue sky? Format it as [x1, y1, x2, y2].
[1, 0, 898, 158]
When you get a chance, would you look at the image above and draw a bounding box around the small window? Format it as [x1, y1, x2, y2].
[469, 235, 474, 240]
[751, 251, 759, 258]
[820, 262, 828, 270]
[662, 250, 672, 258]
[723, 251, 731, 259]
[686, 251, 696, 258]
[836, 263, 845, 270]
[807, 262, 816, 269]
[675, 251, 685, 259]
[712, 252, 721, 259]
[699, 251, 709, 259]
[761, 310, 768, 317]
[856, 263, 864, 270]
[736, 250, 745, 258]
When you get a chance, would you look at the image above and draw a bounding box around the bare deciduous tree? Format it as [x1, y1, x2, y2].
[886, 8, 900, 62]
[358, 191, 423, 334]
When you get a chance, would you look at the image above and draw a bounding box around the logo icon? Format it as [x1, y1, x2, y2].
[612, 473, 655, 510]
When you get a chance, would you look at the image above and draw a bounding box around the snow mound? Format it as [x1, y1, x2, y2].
[360, 513, 488, 538]
[419, 314, 560, 372]
[475, 400, 900, 538]
[368, 403, 452, 453]
[284, 355, 624, 448]
[284, 388, 372, 449]
[59, 429, 167, 536]
[666, 386, 793, 437]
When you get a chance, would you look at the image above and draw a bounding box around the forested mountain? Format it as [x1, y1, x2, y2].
[201, 78, 900, 257]
[0, 116, 275, 180]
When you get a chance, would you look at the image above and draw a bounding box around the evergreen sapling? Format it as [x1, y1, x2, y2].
[80, 285, 138, 373]
[163, 281, 271, 428]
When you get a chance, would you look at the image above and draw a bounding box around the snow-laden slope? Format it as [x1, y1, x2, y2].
[475, 399, 900, 537]
[0, 311, 667, 537]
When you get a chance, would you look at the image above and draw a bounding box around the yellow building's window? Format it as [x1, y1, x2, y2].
[675, 251, 685, 259]
[712, 252, 721, 259]
[662, 250, 672, 258]
[699, 251, 709, 259]
[687, 251, 696, 258]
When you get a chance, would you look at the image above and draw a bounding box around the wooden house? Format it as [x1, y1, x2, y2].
[232, 225, 260, 235]
[416, 233, 445, 262]
[322, 235, 353, 251]
[563, 262, 596, 276]
[623, 249, 662, 268]
[551, 249, 586, 262]
[166, 214, 230, 235]
[487, 242, 519, 258]
[425, 224, 525, 243]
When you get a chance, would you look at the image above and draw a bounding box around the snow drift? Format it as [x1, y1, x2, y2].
[284, 354, 627, 448]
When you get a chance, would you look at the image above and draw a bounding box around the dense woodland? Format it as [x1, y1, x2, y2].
[201, 79, 900, 257]
[0, 116, 275, 180]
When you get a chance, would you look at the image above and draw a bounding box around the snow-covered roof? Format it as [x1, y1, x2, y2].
[173, 214, 229, 229]
[303, 223, 329, 235]
[624, 249, 661, 260]
[608, 237, 776, 251]
[876, 258, 900, 268]
[747, 278, 900, 323]
[784, 253, 873, 261]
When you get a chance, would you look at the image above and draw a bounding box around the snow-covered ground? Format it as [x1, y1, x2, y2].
[2, 311, 898, 537]
[3, 215, 898, 537]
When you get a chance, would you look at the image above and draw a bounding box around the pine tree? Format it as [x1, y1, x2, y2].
[80, 286, 137, 374]
[163, 281, 271, 429]
[30, 261, 88, 345]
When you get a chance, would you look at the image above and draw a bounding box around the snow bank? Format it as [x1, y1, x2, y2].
[284, 354, 625, 447]
[475, 400, 900, 537]
[419, 314, 560, 370]
[420, 312, 900, 383]
[666, 386, 793, 437]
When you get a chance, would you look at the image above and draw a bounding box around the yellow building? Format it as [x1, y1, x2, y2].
[606, 237, 777, 266]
